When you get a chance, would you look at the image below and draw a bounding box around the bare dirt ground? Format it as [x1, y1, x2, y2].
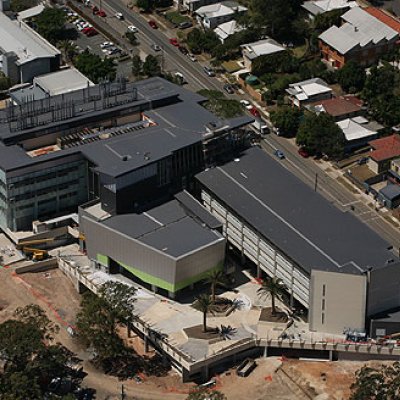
[0, 265, 393, 400]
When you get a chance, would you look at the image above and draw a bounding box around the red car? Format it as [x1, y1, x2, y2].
[298, 148, 310, 158]
[97, 9, 106, 17]
[169, 38, 179, 46]
[86, 28, 98, 36]
[148, 20, 158, 29]
[249, 107, 260, 118]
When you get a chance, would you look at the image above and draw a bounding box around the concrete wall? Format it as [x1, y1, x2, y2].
[309, 270, 367, 334]
[20, 58, 52, 83]
[368, 262, 400, 317]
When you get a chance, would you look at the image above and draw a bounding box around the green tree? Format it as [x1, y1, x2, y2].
[132, 55, 143, 76]
[252, 51, 299, 76]
[297, 112, 345, 159]
[35, 8, 67, 44]
[197, 89, 243, 118]
[74, 50, 116, 83]
[137, 0, 152, 11]
[193, 294, 215, 333]
[186, 388, 227, 400]
[126, 31, 138, 45]
[270, 106, 302, 137]
[58, 40, 77, 63]
[336, 61, 366, 93]
[143, 54, 161, 77]
[76, 282, 137, 362]
[187, 29, 220, 55]
[257, 277, 287, 315]
[0, 72, 11, 91]
[350, 362, 400, 400]
[204, 269, 227, 303]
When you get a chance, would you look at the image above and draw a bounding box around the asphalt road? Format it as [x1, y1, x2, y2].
[75, 0, 400, 249]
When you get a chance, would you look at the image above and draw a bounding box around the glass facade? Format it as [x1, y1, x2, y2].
[1, 160, 88, 231]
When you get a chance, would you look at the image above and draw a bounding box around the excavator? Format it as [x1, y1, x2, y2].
[16, 238, 54, 261]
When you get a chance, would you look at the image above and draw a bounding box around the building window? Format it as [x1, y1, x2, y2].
[321, 312, 325, 325]
[322, 284, 326, 297]
[322, 299, 325, 311]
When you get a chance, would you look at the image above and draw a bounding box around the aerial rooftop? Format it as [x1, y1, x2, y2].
[196, 147, 398, 275]
[0, 11, 60, 65]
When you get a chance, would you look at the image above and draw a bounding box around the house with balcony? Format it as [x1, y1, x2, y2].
[286, 78, 333, 108]
[318, 7, 399, 68]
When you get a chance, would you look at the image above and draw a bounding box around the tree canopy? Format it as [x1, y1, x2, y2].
[197, 89, 243, 119]
[35, 8, 67, 44]
[186, 28, 220, 54]
[252, 51, 299, 76]
[336, 61, 366, 93]
[186, 388, 227, 400]
[143, 54, 161, 77]
[74, 51, 116, 83]
[270, 106, 302, 137]
[350, 362, 400, 400]
[0, 305, 75, 400]
[296, 112, 345, 159]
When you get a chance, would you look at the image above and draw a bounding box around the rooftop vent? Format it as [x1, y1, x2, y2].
[122, 155, 131, 161]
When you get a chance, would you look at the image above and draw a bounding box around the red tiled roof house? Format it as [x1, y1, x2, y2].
[368, 134, 400, 174]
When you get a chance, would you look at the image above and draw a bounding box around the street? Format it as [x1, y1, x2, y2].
[76, 0, 400, 249]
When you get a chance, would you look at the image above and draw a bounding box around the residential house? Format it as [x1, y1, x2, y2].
[364, 7, 400, 34]
[214, 20, 244, 43]
[308, 95, 364, 121]
[302, 0, 357, 19]
[337, 117, 379, 152]
[368, 134, 400, 174]
[318, 7, 399, 68]
[195, 1, 247, 29]
[286, 78, 333, 108]
[182, 0, 220, 13]
[378, 184, 400, 209]
[241, 38, 285, 70]
[388, 158, 400, 185]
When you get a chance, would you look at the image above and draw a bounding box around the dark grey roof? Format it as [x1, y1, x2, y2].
[196, 147, 398, 275]
[370, 307, 400, 323]
[380, 184, 400, 201]
[175, 190, 222, 230]
[102, 199, 223, 258]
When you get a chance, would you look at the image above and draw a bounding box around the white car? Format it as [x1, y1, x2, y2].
[100, 41, 114, 49]
[240, 100, 253, 110]
[127, 25, 138, 33]
[115, 12, 124, 20]
[188, 53, 196, 62]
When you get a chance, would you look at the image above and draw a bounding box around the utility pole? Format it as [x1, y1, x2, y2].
[121, 384, 125, 400]
[314, 172, 318, 192]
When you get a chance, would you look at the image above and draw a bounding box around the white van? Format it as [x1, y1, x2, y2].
[252, 120, 269, 135]
[174, 72, 185, 84]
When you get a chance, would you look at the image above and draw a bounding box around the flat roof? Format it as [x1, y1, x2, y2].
[0, 12, 60, 65]
[196, 147, 398, 275]
[33, 68, 94, 96]
[100, 199, 224, 258]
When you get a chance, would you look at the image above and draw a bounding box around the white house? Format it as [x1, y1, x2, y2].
[214, 20, 244, 43]
[302, 0, 357, 18]
[241, 38, 285, 70]
[195, 1, 247, 29]
[286, 78, 333, 108]
[337, 116, 379, 151]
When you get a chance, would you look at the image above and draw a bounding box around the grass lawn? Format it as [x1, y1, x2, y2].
[292, 44, 307, 58]
[165, 11, 190, 25]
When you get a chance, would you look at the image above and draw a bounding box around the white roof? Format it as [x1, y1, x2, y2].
[214, 20, 243, 41]
[302, 0, 357, 15]
[337, 118, 377, 141]
[319, 7, 398, 54]
[241, 38, 285, 59]
[196, 1, 247, 19]
[286, 78, 332, 101]
[33, 68, 94, 96]
[17, 4, 45, 20]
[0, 12, 60, 65]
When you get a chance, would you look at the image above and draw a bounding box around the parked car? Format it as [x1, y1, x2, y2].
[274, 149, 285, 159]
[223, 84, 234, 94]
[148, 20, 158, 29]
[100, 41, 114, 49]
[240, 100, 253, 110]
[178, 21, 192, 29]
[127, 25, 138, 33]
[203, 66, 215, 77]
[151, 43, 161, 51]
[97, 9, 106, 17]
[188, 53, 196, 62]
[178, 46, 188, 55]
[85, 28, 98, 36]
[249, 107, 260, 117]
[298, 148, 310, 158]
[115, 12, 124, 20]
[169, 38, 179, 46]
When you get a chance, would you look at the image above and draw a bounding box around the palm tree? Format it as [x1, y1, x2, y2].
[257, 277, 287, 315]
[193, 294, 214, 333]
[204, 269, 227, 303]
